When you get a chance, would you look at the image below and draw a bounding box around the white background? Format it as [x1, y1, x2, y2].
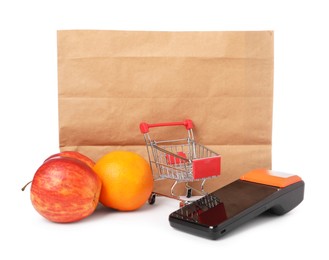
[1, 0, 328, 259]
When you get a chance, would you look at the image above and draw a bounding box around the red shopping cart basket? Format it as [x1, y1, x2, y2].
[140, 119, 221, 204]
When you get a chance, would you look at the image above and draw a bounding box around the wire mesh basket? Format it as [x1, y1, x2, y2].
[140, 119, 221, 204]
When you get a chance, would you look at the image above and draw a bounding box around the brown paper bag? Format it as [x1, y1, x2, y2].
[57, 30, 273, 195]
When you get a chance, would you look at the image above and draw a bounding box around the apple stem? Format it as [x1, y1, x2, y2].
[21, 181, 32, 191]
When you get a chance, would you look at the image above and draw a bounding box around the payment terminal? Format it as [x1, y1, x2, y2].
[169, 169, 304, 239]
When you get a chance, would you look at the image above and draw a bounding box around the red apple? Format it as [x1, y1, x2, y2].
[30, 157, 101, 223]
[44, 151, 95, 169]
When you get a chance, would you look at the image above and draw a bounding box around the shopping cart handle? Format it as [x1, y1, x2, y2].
[140, 119, 193, 134]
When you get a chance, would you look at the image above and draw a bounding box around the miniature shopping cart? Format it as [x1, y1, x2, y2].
[140, 119, 221, 204]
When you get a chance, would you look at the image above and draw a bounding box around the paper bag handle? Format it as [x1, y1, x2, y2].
[140, 119, 193, 134]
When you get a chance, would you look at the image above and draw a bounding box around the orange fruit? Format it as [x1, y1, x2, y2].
[93, 151, 153, 211]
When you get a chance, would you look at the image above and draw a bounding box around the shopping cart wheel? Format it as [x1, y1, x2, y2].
[148, 192, 156, 205]
[186, 188, 192, 198]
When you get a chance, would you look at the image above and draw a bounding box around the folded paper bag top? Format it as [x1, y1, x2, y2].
[57, 30, 274, 194]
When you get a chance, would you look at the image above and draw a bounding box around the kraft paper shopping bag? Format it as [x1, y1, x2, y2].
[57, 30, 274, 195]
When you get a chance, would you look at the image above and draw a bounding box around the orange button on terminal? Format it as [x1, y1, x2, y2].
[240, 169, 302, 188]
